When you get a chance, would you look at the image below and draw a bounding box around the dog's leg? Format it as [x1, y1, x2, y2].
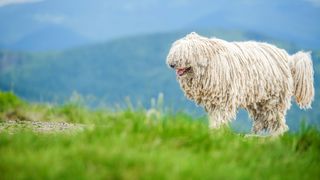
[247, 105, 264, 134]
[267, 110, 288, 136]
[252, 110, 288, 136]
[208, 108, 236, 129]
[247, 99, 289, 136]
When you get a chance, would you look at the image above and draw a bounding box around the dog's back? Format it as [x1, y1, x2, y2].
[209, 38, 293, 105]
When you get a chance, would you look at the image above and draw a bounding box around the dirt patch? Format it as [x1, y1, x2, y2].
[0, 120, 85, 133]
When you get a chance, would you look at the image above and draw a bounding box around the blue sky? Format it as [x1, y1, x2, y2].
[1, 0, 319, 7]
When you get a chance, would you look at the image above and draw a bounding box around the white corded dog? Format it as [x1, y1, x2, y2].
[167, 32, 314, 136]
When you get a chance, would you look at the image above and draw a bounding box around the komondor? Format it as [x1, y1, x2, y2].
[166, 32, 314, 136]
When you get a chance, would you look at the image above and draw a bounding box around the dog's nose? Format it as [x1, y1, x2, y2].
[169, 64, 176, 68]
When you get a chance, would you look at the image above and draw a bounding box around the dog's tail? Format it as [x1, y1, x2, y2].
[289, 51, 314, 109]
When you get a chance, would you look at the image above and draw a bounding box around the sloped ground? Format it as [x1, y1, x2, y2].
[0, 92, 320, 179]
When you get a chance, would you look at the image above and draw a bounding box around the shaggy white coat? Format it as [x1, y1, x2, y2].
[167, 32, 314, 136]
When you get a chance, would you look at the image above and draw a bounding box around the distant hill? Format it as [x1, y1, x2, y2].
[0, 0, 216, 50]
[0, 30, 319, 130]
[0, 29, 250, 103]
[7, 25, 89, 51]
[0, 0, 319, 51]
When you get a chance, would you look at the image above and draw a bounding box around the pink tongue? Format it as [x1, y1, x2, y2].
[176, 69, 185, 76]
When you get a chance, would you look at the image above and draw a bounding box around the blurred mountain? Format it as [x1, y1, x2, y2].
[7, 25, 89, 51]
[0, 0, 217, 50]
[1, 29, 250, 103]
[0, 0, 319, 51]
[0, 30, 319, 130]
[188, 1, 320, 49]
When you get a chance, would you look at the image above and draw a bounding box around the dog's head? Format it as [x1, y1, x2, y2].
[166, 32, 213, 79]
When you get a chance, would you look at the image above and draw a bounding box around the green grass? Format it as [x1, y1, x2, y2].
[0, 92, 320, 179]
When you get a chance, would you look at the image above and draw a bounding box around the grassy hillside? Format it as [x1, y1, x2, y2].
[0, 92, 320, 179]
